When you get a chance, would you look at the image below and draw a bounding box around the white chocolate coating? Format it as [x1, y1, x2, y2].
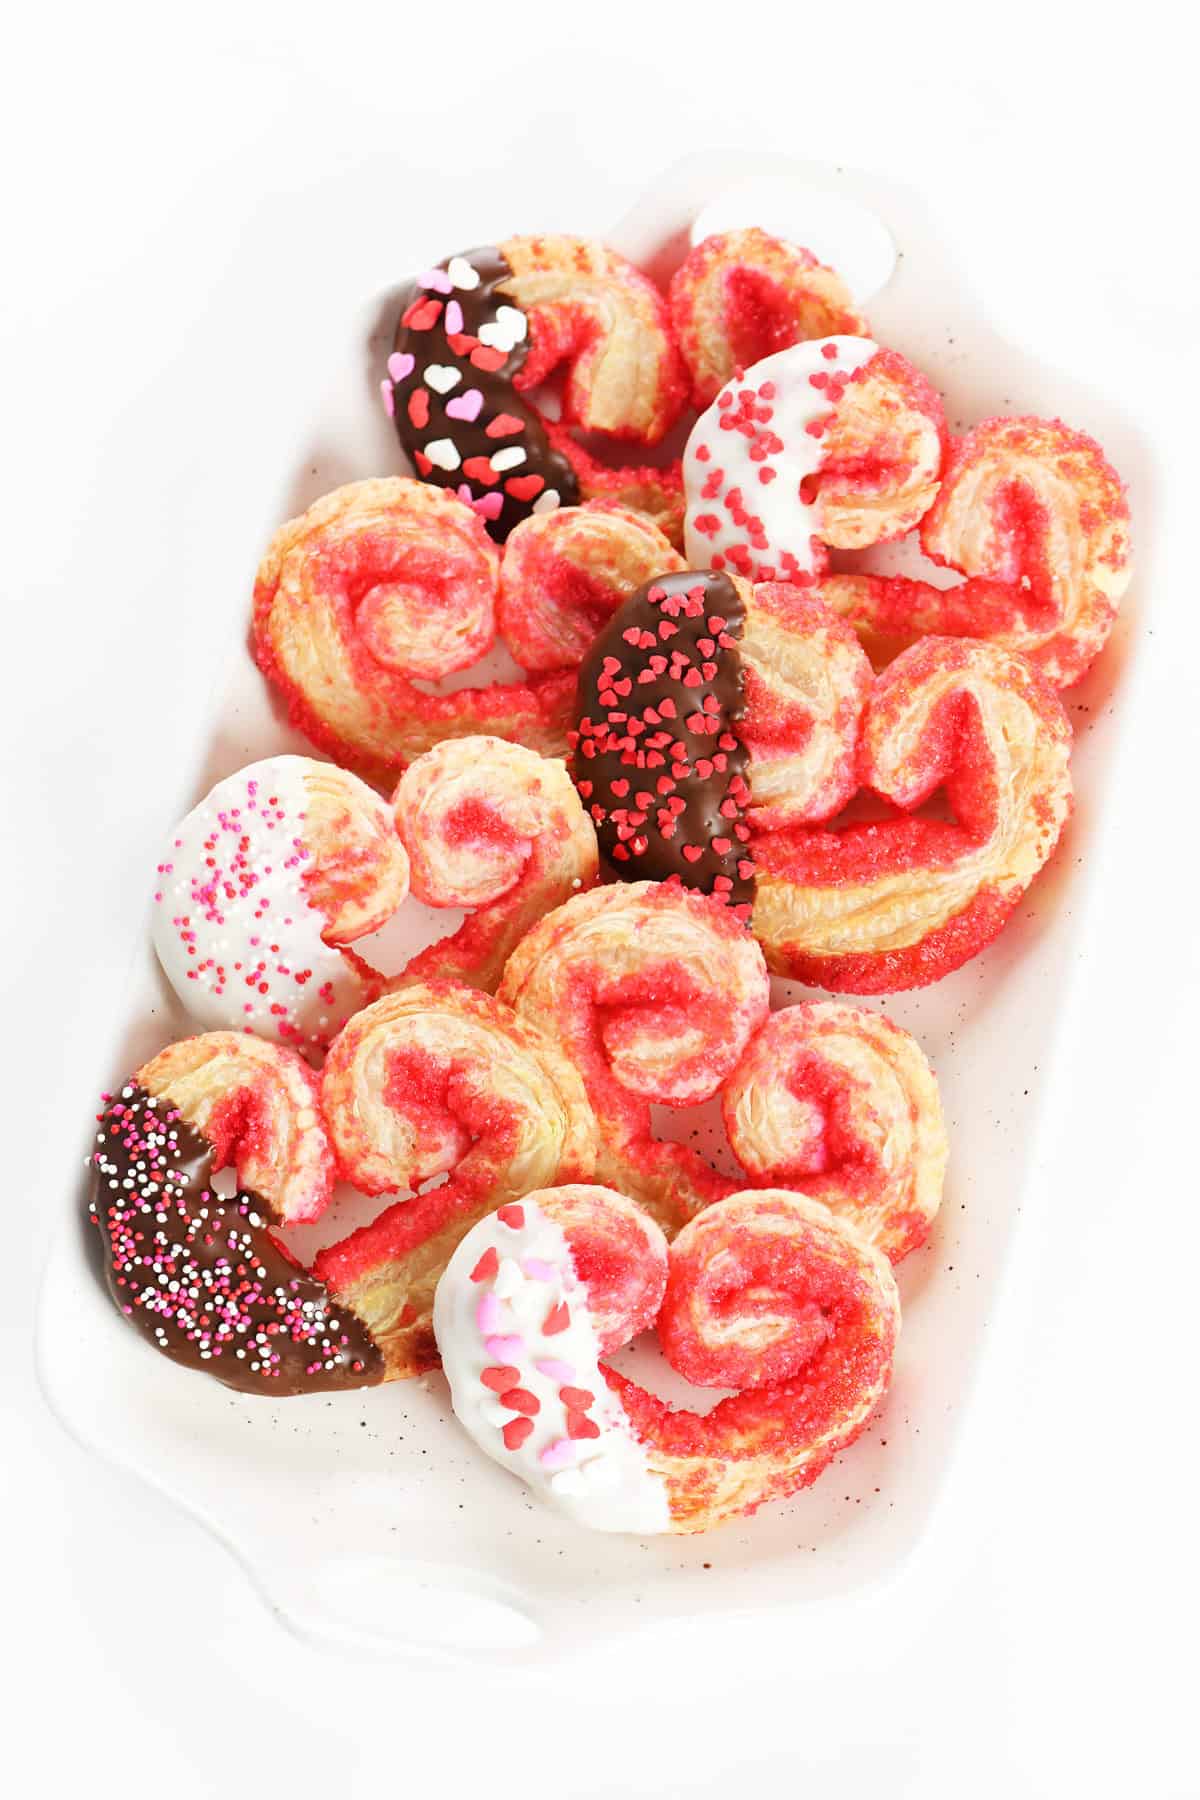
[433, 1201, 670, 1535]
[151, 756, 370, 1049]
[683, 335, 877, 579]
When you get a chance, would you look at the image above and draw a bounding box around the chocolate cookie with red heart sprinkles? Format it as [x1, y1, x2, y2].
[569, 570, 755, 918]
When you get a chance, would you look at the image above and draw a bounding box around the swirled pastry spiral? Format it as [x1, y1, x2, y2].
[818, 417, 1130, 689]
[669, 229, 868, 407]
[753, 636, 1073, 991]
[393, 736, 598, 993]
[723, 1002, 947, 1261]
[136, 1031, 334, 1223]
[498, 500, 684, 674]
[498, 881, 770, 1231]
[435, 1187, 899, 1533]
[314, 980, 597, 1377]
[252, 478, 575, 780]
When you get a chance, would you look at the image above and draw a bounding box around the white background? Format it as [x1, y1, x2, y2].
[3, 4, 1198, 1794]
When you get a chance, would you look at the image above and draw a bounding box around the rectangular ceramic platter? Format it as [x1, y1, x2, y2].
[36, 152, 1141, 1659]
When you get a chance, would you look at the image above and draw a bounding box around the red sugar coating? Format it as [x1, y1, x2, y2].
[440, 795, 525, 858]
[380, 1046, 475, 1181]
[204, 1079, 276, 1195]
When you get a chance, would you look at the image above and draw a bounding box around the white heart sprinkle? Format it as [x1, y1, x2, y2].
[447, 256, 481, 291]
[493, 1257, 523, 1299]
[489, 447, 526, 473]
[532, 488, 561, 514]
[424, 364, 461, 395]
[423, 438, 461, 471]
[477, 305, 528, 353]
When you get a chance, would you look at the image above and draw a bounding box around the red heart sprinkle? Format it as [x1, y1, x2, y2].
[543, 1302, 570, 1335]
[470, 1247, 499, 1283]
[497, 1204, 525, 1229]
[481, 1365, 521, 1392]
[566, 1411, 601, 1440]
[462, 455, 500, 486]
[445, 331, 478, 355]
[500, 1388, 540, 1416]
[401, 297, 442, 331]
[471, 345, 508, 373]
[681, 845, 704, 863]
[559, 1386, 594, 1411]
[407, 389, 430, 429]
[414, 452, 432, 476]
[502, 1417, 534, 1451]
[485, 413, 526, 438]
[505, 474, 545, 502]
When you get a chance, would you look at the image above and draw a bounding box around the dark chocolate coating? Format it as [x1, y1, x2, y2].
[388, 246, 579, 542]
[88, 1085, 384, 1396]
[570, 570, 756, 912]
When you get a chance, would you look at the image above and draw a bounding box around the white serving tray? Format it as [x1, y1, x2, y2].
[35, 153, 1143, 1662]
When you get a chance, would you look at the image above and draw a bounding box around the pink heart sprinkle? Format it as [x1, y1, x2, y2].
[476, 1294, 502, 1335]
[522, 1258, 557, 1282]
[387, 351, 415, 382]
[471, 491, 504, 521]
[379, 379, 394, 418]
[445, 387, 484, 423]
[417, 269, 453, 294]
[485, 1334, 525, 1360]
[540, 1438, 576, 1471]
[445, 299, 464, 334]
[534, 1358, 575, 1382]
